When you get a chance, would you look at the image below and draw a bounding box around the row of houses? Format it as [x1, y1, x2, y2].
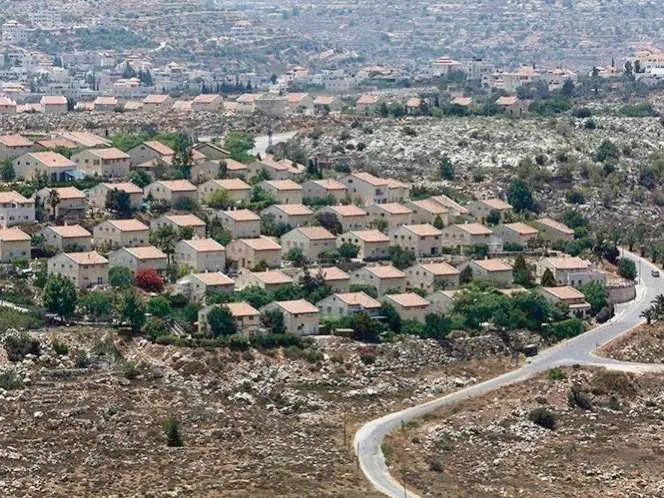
[231, 91, 527, 117]
[0, 94, 224, 115]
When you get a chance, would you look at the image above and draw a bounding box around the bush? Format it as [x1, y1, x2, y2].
[74, 350, 90, 368]
[173, 196, 197, 211]
[621, 102, 657, 117]
[565, 190, 585, 204]
[52, 339, 69, 356]
[0, 307, 43, 331]
[543, 318, 585, 340]
[92, 342, 123, 363]
[359, 346, 377, 365]
[568, 388, 593, 410]
[135, 269, 164, 292]
[596, 305, 613, 323]
[548, 367, 566, 381]
[227, 334, 250, 351]
[144, 317, 168, 340]
[528, 407, 556, 430]
[4, 333, 40, 362]
[590, 370, 636, 397]
[0, 370, 23, 390]
[572, 107, 592, 118]
[616, 258, 637, 281]
[429, 460, 443, 472]
[122, 360, 139, 379]
[164, 414, 183, 447]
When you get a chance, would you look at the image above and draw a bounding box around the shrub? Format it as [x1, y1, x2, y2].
[528, 407, 556, 430]
[144, 317, 168, 341]
[572, 107, 592, 118]
[305, 349, 322, 364]
[567, 388, 593, 410]
[173, 196, 197, 211]
[596, 305, 613, 323]
[122, 360, 139, 380]
[429, 460, 443, 472]
[74, 350, 90, 368]
[590, 370, 636, 397]
[92, 342, 123, 363]
[616, 258, 637, 281]
[227, 334, 250, 351]
[566, 190, 585, 204]
[135, 269, 164, 292]
[4, 333, 40, 362]
[0, 370, 23, 390]
[164, 414, 183, 447]
[52, 339, 69, 356]
[548, 367, 566, 381]
[359, 347, 377, 365]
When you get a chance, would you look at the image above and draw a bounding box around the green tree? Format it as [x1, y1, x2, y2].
[119, 291, 146, 333]
[338, 241, 359, 259]
[205, 189, 232, 209]
[380, 302, 401, 333]
[350, 312, 381, 342]
[439, 154, 455, 180]
[150, 225, 178, 263]
[513, 255, 533, 287]
[178, 226, 195, 241]
[315, 211, 343, 235]
[422, 313, 452, 339]
[579, 281, 608, 315]
[286, 247, 306, 266]
[369, 217, 388, 231]
[261, 309, 286, 334]
[595, 139, 620, 163]
[459, 265, 473, 284]
[1, 158, 15, 181]
[129, 170, 151, 188]
[163, 414, 183, 447]
[507, 178, 535, 212]
[47, 189, 61, 222]
[224, 131, 255, 162]
[105, 188, 132, 217]
[172, 133, 194, 179]
[43, 275, 77, 321]
[109, 266, 134, 289]
[147, 295, 172, 318]
[541, 268, 557, 287]
[79, 291, 112, 321]
[616, 258, 637, 281]
[485, 209, 501, 225]
[433, 214, 445, 229]
[389, 246, 416, 269]
[207, 305, 238, 337]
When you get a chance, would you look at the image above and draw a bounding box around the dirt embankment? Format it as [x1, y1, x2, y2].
[0, 326, 514, 497]
[600, 323, 664, 364]
[384, 367, 664, 498]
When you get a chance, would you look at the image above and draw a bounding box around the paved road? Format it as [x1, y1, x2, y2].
[354, 250, 664, 498]
[251, 131, 299, 156]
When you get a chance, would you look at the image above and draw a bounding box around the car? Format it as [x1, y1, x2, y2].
[652, 270, 660, 278]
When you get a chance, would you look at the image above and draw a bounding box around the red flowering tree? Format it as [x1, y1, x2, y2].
[135, 269, 164, 292]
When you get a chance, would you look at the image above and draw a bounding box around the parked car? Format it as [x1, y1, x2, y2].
[652, 270, 660, 278]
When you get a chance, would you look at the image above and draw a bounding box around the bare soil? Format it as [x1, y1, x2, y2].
[600, 323, 664, 364]
[384, 367, 664, 498]
[0, 326, 513, 497]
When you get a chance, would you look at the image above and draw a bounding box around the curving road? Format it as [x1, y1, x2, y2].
[354, 250, 664, 498]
